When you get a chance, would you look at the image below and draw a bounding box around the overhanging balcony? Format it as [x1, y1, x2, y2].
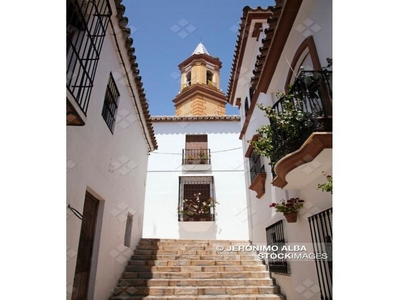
[182, 149, 211, 171]
[270, 70, 332, 189]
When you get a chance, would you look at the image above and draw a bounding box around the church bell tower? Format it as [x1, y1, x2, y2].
[172, 42, 226, 116]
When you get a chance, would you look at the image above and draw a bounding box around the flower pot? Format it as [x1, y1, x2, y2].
[284, 212, 298, 223]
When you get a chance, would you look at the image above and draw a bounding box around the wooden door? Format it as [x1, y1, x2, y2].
[71, 191, 99, 300]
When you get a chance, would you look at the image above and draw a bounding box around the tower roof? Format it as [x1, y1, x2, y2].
[192, 42, 210, 55]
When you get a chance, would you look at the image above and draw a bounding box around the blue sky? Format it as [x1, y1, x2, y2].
[124, 0, 275, 116]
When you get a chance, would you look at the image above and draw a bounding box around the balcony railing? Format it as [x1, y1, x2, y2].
[270, 70, 332, 172]
[182, 149, 211, 165]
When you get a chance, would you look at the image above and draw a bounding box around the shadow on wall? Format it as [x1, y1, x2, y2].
[179, 222, 217, 240]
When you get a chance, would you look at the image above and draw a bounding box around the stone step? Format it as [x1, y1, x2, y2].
[109, 239, 285, 300]
[136, 243, 251, 250]
[118, 278, 274, 287]
[139, 238, 250, 243]
[113, 285, 280, 296]
[127, 259, 262, 266]
[110, 295, 285, 300]
[121, 271, 270, 280]
[130, 254, 259, 261]
[137, 240, 250, 250]
[134, 249, 257, 255]
[124, 265, 266, 273]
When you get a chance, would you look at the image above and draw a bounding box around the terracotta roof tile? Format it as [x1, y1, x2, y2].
[150, 115, 240, 122]
[113, 0, 158, 150]
[226, 6, 273, 104]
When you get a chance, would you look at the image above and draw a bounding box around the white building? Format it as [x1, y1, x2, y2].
[143, 43, 249, 241]
[66, 0, 157, 299]
[227, 1, 332, 299]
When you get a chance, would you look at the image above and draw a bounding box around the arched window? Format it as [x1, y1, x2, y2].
[186, 71, 191, 86]
[206, 70, 214, 87]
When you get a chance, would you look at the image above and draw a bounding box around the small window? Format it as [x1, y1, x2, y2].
[186, 71, 192, 86]
[249, 87, 255, 102]
[249, 149, 264, 183]
[101, 73, 120, 133]
[206, 70, 215, 87]
[124, 213, 133, 247]
[266, 220, 289, 274]
[244, 97, 249, 116]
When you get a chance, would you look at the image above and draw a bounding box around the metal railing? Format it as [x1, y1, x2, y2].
[269, 70, 332, 172]
[309, 208, 333, 300]
[249, 150, 265, 183]
[182, 149, 211, 165]
[265, 220, 289, 274]
[67, 0, 112, 115]
[178, 176, 215, 222]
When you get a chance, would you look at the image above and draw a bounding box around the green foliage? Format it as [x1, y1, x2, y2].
[317, 172, 332, 194]
[250, 93, 314, 166]
[250, 58, 332, 167]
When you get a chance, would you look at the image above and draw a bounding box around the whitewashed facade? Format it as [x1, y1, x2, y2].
[66, 0, 157, 299]
[143, 116, 250, 241]
[227, 1, 332, 299]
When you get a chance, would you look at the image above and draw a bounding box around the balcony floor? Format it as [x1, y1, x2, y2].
[272, 132, 332, 189]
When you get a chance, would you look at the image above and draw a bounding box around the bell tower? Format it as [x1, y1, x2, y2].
[173, 42, 226, 116]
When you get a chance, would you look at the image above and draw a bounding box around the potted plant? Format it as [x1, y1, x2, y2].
[185, 155, 195, 164]
[198, 150, 209, 164]
[269, 197, 305, 223]
[178, 193, 218, 221]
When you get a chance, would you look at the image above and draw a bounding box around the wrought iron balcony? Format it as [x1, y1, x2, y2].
[270, 70, 332, 174]
[182, 149, 211, 165]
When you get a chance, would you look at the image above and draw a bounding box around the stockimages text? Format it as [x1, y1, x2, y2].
[215, 244, 329, 261]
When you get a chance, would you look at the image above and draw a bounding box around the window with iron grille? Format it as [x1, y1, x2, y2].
[309, 208, 332, 300]
[249, 149, 265, 183]
[178, 176, 216, 222]
[101, 73, 120, 133]
[67, 0, 112, 115]
[265, 220, 289, 274]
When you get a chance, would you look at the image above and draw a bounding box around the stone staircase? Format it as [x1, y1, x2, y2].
[109, 238, 285, 300]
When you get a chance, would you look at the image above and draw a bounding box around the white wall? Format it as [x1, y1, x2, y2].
[234, 1, 333, 299]
[67, 26, 151, 300]
[143, 120, 249, 241]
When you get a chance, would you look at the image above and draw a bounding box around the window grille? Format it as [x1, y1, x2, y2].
[101, 73, 120, 133]
[265, 220, 289, 274]
[178, 176, 215, 222]
[309, 208, 332, 300]
[67, 0, 112, 115]
[249, 149, 265, 183]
